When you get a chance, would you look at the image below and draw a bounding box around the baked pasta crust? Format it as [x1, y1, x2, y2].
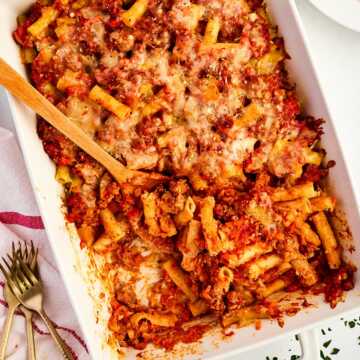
[14, 0, 355, 352]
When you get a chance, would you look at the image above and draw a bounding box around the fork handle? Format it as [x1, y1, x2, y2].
[22, 307, 36, 360]
[0, 304, 16, 360]
[38, 310, 75, 360]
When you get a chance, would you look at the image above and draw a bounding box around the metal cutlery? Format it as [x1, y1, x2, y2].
[0, 253, 75, 360]
[0, 242, 37, 360]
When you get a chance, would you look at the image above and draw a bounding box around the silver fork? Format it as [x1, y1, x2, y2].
[0, 256, 75, 360]
[0, 242, 37, 360]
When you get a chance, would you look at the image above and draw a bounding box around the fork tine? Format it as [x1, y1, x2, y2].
[18, 258, 38, 285]
[6, 253, 14, 265]
[6, 253, 17, 268]
[30, 240, 35, 258]
[12, 251, 30, 290]
[24, 241, 29, 261]
[2, 257, 13, 273]
[0, 262, 11, 282]
[11, 242, 16, 259]
[15, 257, 30, 288]
[16, 264, 32, 289]
[17, 241, 23, 259]
[30, 248, 38, 272]
[7, 274, 23, 299]
[14, 269, 28, 292]
[0, 261, 24, 304]
[28, 242, 35, 262]
[18, 241, 24, 259]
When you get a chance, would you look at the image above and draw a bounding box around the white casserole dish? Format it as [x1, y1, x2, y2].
[308, 0, 360, 33]
[1, 0, 359, 359]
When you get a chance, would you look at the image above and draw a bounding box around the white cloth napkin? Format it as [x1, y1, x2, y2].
[0, 93, 89, 360]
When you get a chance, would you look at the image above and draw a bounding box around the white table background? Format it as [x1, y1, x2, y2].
[0, 0, 359, 359]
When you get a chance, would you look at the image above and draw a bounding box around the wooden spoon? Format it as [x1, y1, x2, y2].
[0, 58, 165, 187]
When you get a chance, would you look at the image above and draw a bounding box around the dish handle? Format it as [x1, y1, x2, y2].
[298, 328, 320, 360]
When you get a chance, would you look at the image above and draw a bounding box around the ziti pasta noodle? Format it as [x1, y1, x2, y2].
[14, 0, 356, 352]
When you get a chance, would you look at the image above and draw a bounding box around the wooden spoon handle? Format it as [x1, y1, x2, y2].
[0, 57, 132, 183]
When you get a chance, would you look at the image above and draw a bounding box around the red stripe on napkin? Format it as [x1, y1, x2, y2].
[56, 325, 89, 352]
[0, 212, 44, 229]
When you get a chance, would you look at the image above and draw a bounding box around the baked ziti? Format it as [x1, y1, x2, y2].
[14, 0, 356, 352]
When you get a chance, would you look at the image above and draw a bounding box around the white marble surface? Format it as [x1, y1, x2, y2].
[1, 0, 360, 359]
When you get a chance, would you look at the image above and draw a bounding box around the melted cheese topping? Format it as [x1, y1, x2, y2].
[87, 0, 294, 182]
[25, 0, 303, 185]
[17, 0, 354, 352]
